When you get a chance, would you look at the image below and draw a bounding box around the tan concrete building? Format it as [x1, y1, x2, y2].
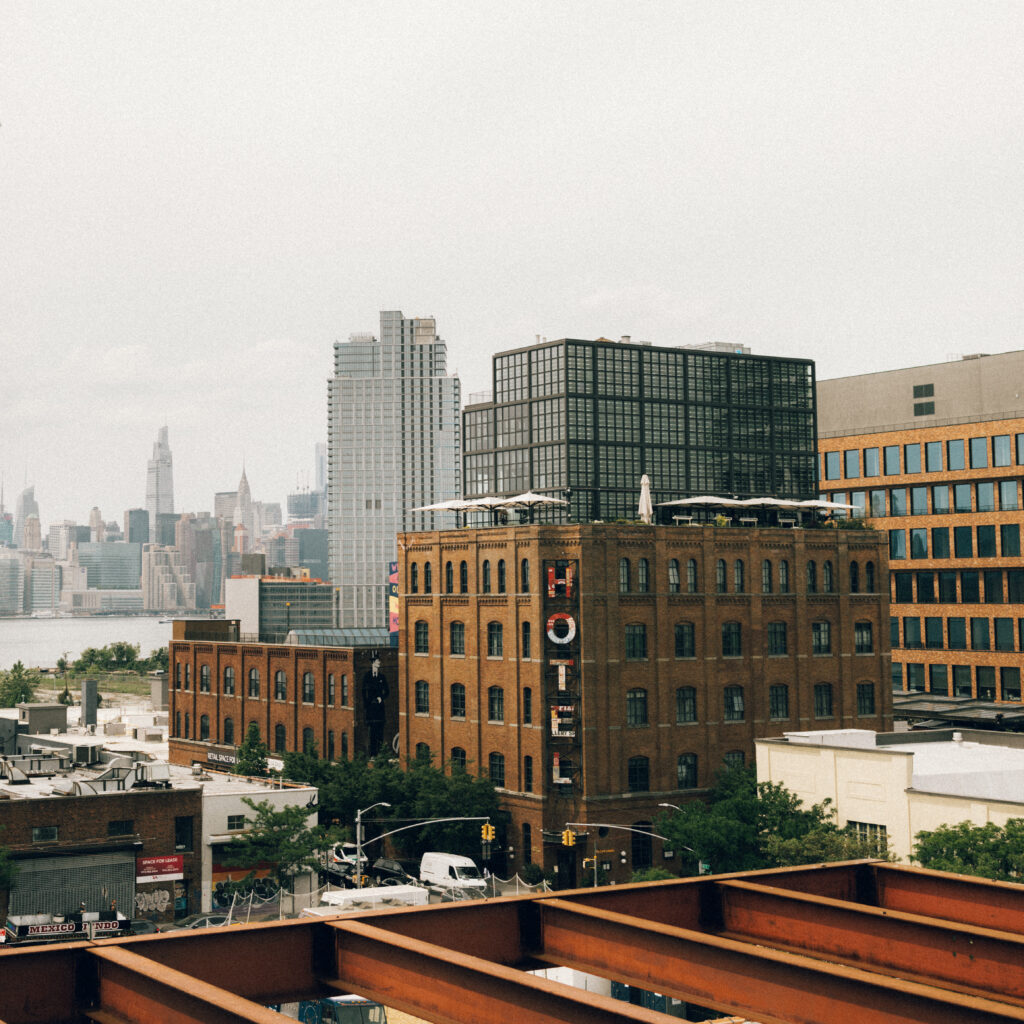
[757, 727, 1024, 861]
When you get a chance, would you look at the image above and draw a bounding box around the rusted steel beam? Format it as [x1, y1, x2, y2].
[326, 918, 671, 1024]
[88, 945, 287, 1024]
[717, 879, 1024, 1000]
[874, 864, 1024, 934]
[534, 897, 1024, 1024]
[0, 942, 87, 1024]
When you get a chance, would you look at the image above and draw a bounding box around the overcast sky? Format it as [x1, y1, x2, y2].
[4, 2, 1024, 531]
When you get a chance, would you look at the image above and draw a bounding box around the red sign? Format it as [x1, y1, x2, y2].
[136, 854, 184, 883]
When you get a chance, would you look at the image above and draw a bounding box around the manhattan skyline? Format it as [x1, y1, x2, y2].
[5, 3, 1024, 525]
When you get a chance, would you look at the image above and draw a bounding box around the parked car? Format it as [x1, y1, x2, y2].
[371, 858, 418, 886]
[328, 842, 368, 874]
[166, 913, 234, 931]
[129, 919, 162, 935]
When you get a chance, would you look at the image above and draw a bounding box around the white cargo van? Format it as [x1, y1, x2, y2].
[419, 852, 487, 893]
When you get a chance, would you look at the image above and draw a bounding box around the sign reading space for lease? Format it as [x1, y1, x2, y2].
[136, 854, 184, 883]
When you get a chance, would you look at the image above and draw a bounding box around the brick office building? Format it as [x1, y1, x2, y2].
[398, 522, 891, 884]
[168, 620, 398, 769]
[818, 352, 1024, 703]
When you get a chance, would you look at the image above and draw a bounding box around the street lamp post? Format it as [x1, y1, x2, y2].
[355, 802, 391, 888]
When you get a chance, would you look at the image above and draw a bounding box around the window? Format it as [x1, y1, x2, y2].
[415, 680, 429, 714]
[812, 621, 832, 655]
[628, 756, 650, 792]
[460, 560, 468, 593]
[174, 816, 193, 852]
[806, 560, 817, 591]
[450, 683, 466, 718]
[200, 714, 210, 741]
[223, 717, 234, 745]
[890, 487, 907, 516]
[677, 754, 698, 789]
[912, 383, 934, 399]
[909, 529, 927, 559]
[904, 443, 921, 474]
[954, 526, 973, 558]
[971, 617, 990, 651]
[341, 674, 349, 705]
[954, 483, 972, 512]
[410, 563, 418, 593]
[823, 561, 834, 592]
[767, 621, 788, 655]
[932, 484, 950, 514]
[723, 750, 746, 770]
[733, 560, 744, 593]
[274, 723, 286, 753]
[769, 684, 789, 720]
[846, 622, 871, 657]
[107, 819, 133, 837]
[32, 825, 58, 843]
[929, 665, 949, 695]
[520, 558, 530, 592]
[668, 559, 680, 593]
[779, 560, 790, 592]
[414, 742, 430, 764]
[995, 617, 1015, 652]
[687, 558, 698, 593]
[847, 821, 887, 854]
[849, 561, 860, 594]
[676, 686, 697, 724]
[894, 572, 914, 602]
[445, 561, 454, 593]
[723, 686, 745, 722]
[327, 674, 335, 706]
[487, 621, 503, 657]
[248, 668, 260, 698]
[489, 752, 506, 787]
[414, 620, 429, 654]
[223, 666, 235, 695]
[722, 621, 742, 657]
[762, 559, 772, 593]
[674, 622, 695, 658]
[1001, 480, 1019, 511]
[619, 557, 631, 593]
[341, 732, 348, 758]
[824, 451, 841, 479]
[631, 820, 653, 868]
[487, 686, 504, 722]
[865, 562, 875, 592]
[274, 670, 287, 701]
[978, 524, 997, 558]
[423, 562, 432, 594]
[521, 621, 531, 659]
[947, 438, 965, 471]
[978, 666, 997, 701]
[947, 617, 967, 650]
[523, 755, 533, 792]
[884, 445, 900, 475]
[814, 683, 834, 718]
[889, 530, 906, 560]
[925, 617, 944, 649]
[450, 621, 465, 655]
[870, 489, 887, 516]
[953, 664, 972, 697]
[451, 747, 467, 771]
[918, 571, 936, 603]
[637, 558, 650, 593]
[1003, 524, 1021, 557]
[970, 436, 988, 468]
[625, 623, 648, 660]
[925, 441, 943, 472]
[184, 664, 191, 690]
[1002, 667, 1021, 701]
[626, 688, 648, 726]
[482, 560, 491, 593]
[864, 447, 880, 476]
[932, 527, 950, 558]
[903, 617, 922, 648]
[844, 449, 860, 478]
[523, 687, 532, 723]
[199, 665, 210, 692]
[716, 559, 727, 593]
[497, 559, 506, 593]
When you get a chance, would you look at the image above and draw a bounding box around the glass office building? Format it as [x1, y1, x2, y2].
[464, 339, 817, 522]
[328, 311, 461, 627]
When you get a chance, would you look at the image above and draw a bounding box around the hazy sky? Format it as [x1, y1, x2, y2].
[4, 2, 1024, 531]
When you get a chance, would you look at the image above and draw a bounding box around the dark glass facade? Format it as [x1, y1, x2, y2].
[464, 339, 817, 521]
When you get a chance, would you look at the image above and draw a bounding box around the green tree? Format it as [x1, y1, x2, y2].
[220, 797, 342, 892]
[912, 819, 1024, 881]
[0, 661, 41, 707]
[631, 867, 676, 882]
[142, 647, 169, 672]
[233, 723, 270, 778]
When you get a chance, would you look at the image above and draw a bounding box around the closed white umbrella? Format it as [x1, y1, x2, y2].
[638, 475, 653, 524]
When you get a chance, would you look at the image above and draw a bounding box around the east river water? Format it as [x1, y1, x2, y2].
[0, 616, 175, 671]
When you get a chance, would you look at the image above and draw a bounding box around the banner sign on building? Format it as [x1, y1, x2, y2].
[388, 561, 399, 640]
[136, 854, 184, 884]
[550, 704, 576, 738]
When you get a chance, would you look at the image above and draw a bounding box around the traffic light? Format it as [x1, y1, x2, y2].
[481, 823, 495, 842]
[561, 829, 575, 847]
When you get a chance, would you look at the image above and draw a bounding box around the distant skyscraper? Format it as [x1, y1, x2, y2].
[0, 482, 12, 547]
[328, 310, 461, 627]
[124, 508, 150, 545]
[315, 442, 327, 494]
[145, 426, 174, 535]
[13, 486, 39, 549]
[89, 506, 105, 543]
[21, 514, 42, 553]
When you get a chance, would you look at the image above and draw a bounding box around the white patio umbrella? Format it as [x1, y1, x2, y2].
[503, 491, 569, 508]
[799, 499, 857, 510]
[410, 499, 467, 513]
[656, 496, 747, 508]
[638, 475, 653, 524]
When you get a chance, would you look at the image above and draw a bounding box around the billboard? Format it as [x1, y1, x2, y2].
[388, 561, 399, 642]
[136, 854, 184, 884]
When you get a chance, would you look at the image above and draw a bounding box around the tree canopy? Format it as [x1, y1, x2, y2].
[219, 797, 341, 891]
[69, 643, 167, 674]
[0, 661, 41, 707]
[912, 819, 1024, 881]
[656, 765, 891, 874]
[233, 723, 270, 778]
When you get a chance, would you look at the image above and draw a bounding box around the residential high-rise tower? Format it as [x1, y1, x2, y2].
[145, 426, 175, 536]
[328, 311, 461, 627]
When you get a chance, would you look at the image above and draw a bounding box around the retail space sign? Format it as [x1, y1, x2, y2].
[136, 855, 184, 884]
